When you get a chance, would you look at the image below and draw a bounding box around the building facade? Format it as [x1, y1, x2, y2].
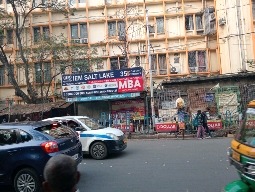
[0, 0, 255, 106]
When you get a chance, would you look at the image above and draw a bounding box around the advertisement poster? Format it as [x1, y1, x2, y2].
[155, 123, 178, 132]
[62, 67, 145, 97]
[207, 121, 222, 130]
[111, 99, 145, 132]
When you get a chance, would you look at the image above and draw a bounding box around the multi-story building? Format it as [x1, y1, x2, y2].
[216, 0, 255, 73]
[0, 0, 255, 116]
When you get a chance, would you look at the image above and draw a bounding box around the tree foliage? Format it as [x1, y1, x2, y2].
[0, 0, 101, 104]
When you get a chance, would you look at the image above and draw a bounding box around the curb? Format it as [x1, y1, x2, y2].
[125, 133, 232, 140]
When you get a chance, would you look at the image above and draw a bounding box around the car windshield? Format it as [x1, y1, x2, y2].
[236, 108, 255, 147]
[78, 118, 106, 130]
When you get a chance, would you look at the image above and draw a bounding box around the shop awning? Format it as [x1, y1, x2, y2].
[0, 101, 73, 115]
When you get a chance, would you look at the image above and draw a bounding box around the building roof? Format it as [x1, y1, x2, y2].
[161, 72, 255, 85]
[0, 101, 72, 115]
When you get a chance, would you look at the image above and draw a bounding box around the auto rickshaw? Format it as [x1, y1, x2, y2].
[224, 100, 255, 192]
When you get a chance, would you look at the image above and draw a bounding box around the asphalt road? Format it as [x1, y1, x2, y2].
[77, 138, 238, 192]
[1, 138, 239, 192]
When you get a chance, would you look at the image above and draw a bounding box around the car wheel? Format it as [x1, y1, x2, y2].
[14, 168, 42, 192]
[90, 142, 108, 160]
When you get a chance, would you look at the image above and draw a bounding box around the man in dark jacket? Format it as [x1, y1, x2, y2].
[196, 110, 205, 139]
[202, 107, 213, 138]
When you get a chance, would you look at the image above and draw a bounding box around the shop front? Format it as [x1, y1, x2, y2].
[62, 67, 146, 131]
[111, 99, 145, 132]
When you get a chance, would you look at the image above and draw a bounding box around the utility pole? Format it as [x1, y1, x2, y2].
[146, 9, 155, 131]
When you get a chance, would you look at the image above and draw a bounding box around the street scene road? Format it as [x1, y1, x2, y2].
[1, 137, 238, 192]
[77, 138, 238, 192]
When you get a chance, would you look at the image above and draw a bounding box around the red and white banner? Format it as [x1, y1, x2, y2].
[117, 76, 144, 93]
[155, 123, 178, 132]
[245, 120, 255, 128]
[207, 121, 222, 130]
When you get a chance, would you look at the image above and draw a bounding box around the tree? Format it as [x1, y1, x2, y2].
[0, 0, 101, 104]
[108, 7, 145, 69]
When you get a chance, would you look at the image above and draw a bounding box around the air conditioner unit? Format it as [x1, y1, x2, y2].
[210, 13, 216, 21]
[219, 17, 226, 26]
[72, 39, 80, 44]
[80, 38, 88, 44]
[170, 66, 179, 74]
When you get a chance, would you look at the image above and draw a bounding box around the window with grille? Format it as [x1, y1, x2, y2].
[80, 24, 88, 38]
[110, 57, 126, 70]
[70, 24, 88, 40]
[34, 26, 49, 42]
[7, 65, 14, 85]
[108, 22, 116, 37]
[185, 15, 194, 30]
[34, 62, 52, 83]
[195, 15, 203, 30]
[188, 50, 207, 72]
[158, 54, 167, 75]
[34, 27, 40, 42]
[119, 57, 127, 69]
[71, 25, 78, 39]
[118, 21, 126, 40]
[34, 63, 42, 83]
[0, 66, 4, 85]
[156, 18, 164, 33]
[72, 59, 90, 73]
[151, 55, 157, 75]
[16, 64, 25, 84]
[6, 30, 13, 44]
[42, 27, 50, 38]
[204, 7, 216, 35]
[110, 58, 118, 70]
[44, 63, 51, 82]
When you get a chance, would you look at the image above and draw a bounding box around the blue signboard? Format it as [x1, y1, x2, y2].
[62, 67, 144, 98]
[66, 93, 140, 102]
[206, 93, 214, 102]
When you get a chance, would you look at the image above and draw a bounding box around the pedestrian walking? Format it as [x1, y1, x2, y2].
[202, 107, 213, 138]
[175, 107, 186, 140]
[196, 110, 205, 139]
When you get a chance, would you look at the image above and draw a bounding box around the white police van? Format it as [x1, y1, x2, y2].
[43, 116, 127, 160]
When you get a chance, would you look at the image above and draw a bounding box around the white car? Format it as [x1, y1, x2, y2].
[42, 116, 127, 160]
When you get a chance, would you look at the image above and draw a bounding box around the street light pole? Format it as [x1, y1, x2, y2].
[146, 9, 155, 131]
